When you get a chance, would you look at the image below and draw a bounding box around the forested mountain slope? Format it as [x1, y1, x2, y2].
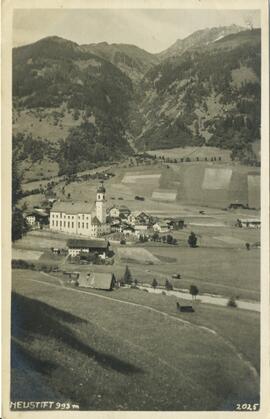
[13, 36, 134, 174]
[134, 29, 260, 161]
[12, 28, 261, 178]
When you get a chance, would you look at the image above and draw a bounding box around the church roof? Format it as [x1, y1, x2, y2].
[51, 201, 95, 215]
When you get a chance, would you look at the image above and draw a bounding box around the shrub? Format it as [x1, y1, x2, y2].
[227, 297, 237, 308]
[188, 232, 198, 248]
[12, 259, 35, 270]
[190, 284, 199, 300]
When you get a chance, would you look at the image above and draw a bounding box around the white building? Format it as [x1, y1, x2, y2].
[128, 211, 153, 226]
[108, 205, 131, 219]
[153, 222, 170, 233]
[237, 218, 261, 229]
[25, 214, 36, 226]
[50, 183, 110, 237]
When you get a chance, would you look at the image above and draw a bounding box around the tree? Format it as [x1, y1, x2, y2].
[188, 232, 198, 248]
[123, 265, 133, 285]
[12, 208, 29, 242]
[165, 279, 173, 291]
[12, 158, 22, 208]
[190, 285, 199, 300]
[152, 278, 158, 289]
[227, 296, 237, 308]
[152, 231, 159, 242]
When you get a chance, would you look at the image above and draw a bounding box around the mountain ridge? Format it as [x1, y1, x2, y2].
[12, 26, 261, 178]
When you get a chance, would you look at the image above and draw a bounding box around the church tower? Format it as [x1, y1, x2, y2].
[96, 181, 106, 223]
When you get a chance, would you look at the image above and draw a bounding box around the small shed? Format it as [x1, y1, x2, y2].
[78, 272, 116, 290]
[176, 302, 194, 313]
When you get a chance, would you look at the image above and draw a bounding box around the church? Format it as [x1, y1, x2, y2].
[49, 182, 110, 237]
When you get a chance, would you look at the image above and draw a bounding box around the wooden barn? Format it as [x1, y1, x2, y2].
[78, 272, 116, 290]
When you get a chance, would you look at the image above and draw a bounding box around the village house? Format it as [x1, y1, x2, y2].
[110, 219, 122, 232]
[25, 209, 49, 228]
[108, 205, 131, 219]
[78, 272, 116, 290]
[50, 182, 110, 237]
[122, 225, 135, 235]
[166, 218, 185, 230]
[128, 211, 154, 226]
[67, 239, 110, 258]
[153, 222, 170, 234]
[236, 218, 261, 229]
[25, 212, 36, 226]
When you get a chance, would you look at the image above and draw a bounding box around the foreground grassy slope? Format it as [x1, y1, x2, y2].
[12, 270, 259, 410]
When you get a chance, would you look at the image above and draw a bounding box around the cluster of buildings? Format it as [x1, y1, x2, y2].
[25, 181, 184, 240]
[24, 182, 260, 244]
[108, 206, 185, 237]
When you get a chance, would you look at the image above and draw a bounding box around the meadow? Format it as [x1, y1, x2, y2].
[11, 269, 259, 411]
[12, 214, 260, 302]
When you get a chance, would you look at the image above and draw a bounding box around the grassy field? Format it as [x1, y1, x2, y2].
[12, 220, 260, 302]
[117, 247, 160, 264]
[20, 157, 260, 214]
[11, 269, 259, 411]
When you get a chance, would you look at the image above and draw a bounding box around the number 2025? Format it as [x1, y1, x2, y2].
[236, 403, 259, 411]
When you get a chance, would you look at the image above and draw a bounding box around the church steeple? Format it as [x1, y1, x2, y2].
[96, 181, 106, 223]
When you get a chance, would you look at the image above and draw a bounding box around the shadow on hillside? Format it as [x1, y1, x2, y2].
[11, 292, 143, 376]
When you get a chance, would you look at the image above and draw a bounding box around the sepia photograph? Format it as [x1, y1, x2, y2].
[1, 1, 269, 416]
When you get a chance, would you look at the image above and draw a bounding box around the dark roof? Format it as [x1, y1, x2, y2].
[167, 218, 185, 223]
[97, 182, 106, 193]
[51, 201, 94, 215]
[78, 272, 115, 290]
[25, 210, 48, 218]
[25, 211, 36, 217]
[119, 205, 130, 212]
[67, 239, 109, 249]
[108, 205, 130, 212]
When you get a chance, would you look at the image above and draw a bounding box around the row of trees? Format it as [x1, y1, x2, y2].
[152, 278, 199, 299]
[121, 265, 199, 299]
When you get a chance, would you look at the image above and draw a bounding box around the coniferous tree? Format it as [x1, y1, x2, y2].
[123, 265, 133, 285]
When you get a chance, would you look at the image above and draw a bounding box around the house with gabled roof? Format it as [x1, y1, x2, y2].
[78, 272, 116, 290]
[67, 238, 110, 258]
[108, 205, 131, 219]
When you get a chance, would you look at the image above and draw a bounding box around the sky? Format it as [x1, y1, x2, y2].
[13, 9, 260, 53]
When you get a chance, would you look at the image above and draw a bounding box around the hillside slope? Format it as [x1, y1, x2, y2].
[80, 42, 159, 83]
[133, 29, 260, 161]
[13, 36, 134, 175]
